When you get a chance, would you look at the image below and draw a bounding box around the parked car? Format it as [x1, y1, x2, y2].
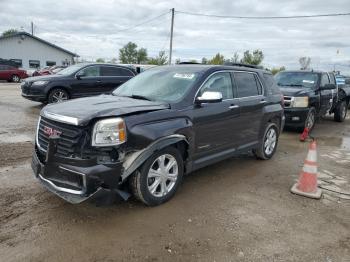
[275, 70, 350, 130]
[32, 65, 67, 76]
[21, 63, 137, 104]
[0, 64, 28, 82]
[31, 64, 284, 206]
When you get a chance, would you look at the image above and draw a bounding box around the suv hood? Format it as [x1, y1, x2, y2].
[41, 95, 170, 126]
[26, 74, 67, 82]
[279, 86, 313, 97]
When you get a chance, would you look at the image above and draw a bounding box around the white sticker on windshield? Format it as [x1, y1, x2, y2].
[173, 73, 195, 80]
[303, 80, 314, 84]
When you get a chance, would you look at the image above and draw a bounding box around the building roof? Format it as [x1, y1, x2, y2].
[0, 32, 79, 57]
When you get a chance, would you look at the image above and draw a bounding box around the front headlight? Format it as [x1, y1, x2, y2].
[32, 80, 49, 86]
[92, 118, 126, 147]
[292, 97, 309, 108]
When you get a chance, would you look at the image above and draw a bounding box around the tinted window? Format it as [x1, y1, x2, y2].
[263, 73, 279, 94]
[101, 66, 134, 77]
[235, 72, 261, 97]
[199, 72, 233, 99]
[329, 74, 336, 85]
[321, 73, 330, 86]
[80, 66, 100, 77]
[10, 59, 22, 67]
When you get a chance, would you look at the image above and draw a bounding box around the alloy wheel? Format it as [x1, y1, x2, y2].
[147, 154, 179, 197]
[264, 128, 277, 155]
[51, 90, 68, 103]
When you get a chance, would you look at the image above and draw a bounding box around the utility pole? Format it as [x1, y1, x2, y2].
[169, 8, 175, 65]
[31, 21, 34, 35]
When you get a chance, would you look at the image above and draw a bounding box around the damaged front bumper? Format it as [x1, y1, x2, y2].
[31, 138, 130, 204]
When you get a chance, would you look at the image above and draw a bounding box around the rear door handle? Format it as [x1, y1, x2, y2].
[260, 99, 267, 104]
[229, 104, 239, 109]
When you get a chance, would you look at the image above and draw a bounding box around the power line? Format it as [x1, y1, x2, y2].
[113, 10, 170, 33]
[175, 10, 350, 19]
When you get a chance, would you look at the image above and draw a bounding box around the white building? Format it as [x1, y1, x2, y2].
[0, 32, 78, 70]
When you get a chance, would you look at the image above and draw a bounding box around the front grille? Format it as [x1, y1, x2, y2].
[37, 117, 87, 157]
[284, 96, 293, 108]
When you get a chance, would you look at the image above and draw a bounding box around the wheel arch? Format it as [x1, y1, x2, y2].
[121, 134, 189, 182]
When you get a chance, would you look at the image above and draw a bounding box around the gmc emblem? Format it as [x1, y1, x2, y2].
[43, 126, 62, 137]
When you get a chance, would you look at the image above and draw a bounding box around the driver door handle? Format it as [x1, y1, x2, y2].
[229, 104, 239, 109]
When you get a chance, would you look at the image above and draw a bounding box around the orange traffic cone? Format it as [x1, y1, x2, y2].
[300, 127, 310, 142]
[291, 140, 322, 199]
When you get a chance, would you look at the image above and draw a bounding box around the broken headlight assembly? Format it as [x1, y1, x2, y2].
[92, 118, 126, 147]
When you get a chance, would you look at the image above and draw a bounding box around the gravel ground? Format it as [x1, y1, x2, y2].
[0, 83, 349, 262]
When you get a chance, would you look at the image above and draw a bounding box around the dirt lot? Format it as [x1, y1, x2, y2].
[0, 83, 349, 262]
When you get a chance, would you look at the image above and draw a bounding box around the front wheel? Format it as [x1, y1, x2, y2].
[129, 147, 184, 206]
[253, 123, 279, 160]
[48, 88, 69, 104]
[334, 100, 347, 122]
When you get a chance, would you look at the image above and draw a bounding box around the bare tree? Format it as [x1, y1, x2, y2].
[299, 57, 311, 70]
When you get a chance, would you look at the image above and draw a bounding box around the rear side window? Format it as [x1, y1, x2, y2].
[234, 72, 262, 97]
[101, 66, 134, 77]
[263, 73, 280, 94]
[329, 74, 336, 85]
[321, 73, 330, 86]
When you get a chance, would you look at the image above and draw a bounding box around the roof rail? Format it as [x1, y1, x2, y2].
[223, 62, 263, 69]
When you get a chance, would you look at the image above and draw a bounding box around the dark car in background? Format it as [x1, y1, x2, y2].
[31, 64, 284, 206]
[0, 64, 28, 82]
[276, 70, 350, 130]
[21, 63, 136, 103]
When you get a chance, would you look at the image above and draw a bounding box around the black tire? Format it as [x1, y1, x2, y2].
[334, 100, 347, 122]
[129, 147, 184, 206]
[253, 123, 279, 160]
[48, 88, 69, 104]
[302, 107, 316, 132]
[11, 74, 20, 83]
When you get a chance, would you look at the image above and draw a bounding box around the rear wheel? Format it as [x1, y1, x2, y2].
[11, 74, 20, 82]
[129, 147, 184, 206]
[48, 88, 69, 104]
[253, 123, 279, 160]
[334, 100, 347, 122]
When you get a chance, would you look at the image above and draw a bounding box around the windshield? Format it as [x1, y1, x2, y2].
[56, 64, 85, 75]
[113, 67, 201, 102]
[275, 72, 318, 88]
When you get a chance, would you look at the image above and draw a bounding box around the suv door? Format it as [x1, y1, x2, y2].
[319, 73, 334, 115]
[100, 66, 135, 93]
[192, 71, 240, 162]
[233, 71, 265, 146]
[71, 65, 102, 97]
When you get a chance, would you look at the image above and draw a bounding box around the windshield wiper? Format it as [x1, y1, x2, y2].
[279, 84, 303, 87]
[122, 94, 152, 101]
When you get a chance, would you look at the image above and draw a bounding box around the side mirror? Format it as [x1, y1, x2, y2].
[196, 91, 223, 104]
[345, 79, 350, 85]
[76, 71, 85, 79]
[321, 83, 336, 90]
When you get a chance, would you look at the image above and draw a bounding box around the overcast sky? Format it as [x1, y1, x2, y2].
[1, 0, 349, 73]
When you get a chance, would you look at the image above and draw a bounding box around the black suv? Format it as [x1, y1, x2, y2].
[31, 64, 284, 206]
[21, 63, 136, 104]
[276, 70, 350, 130]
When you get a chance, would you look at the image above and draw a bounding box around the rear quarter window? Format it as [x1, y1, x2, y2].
[263, 73, 280, 95]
